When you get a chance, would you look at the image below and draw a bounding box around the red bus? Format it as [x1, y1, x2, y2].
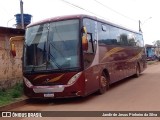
[15, 14, 146, 98]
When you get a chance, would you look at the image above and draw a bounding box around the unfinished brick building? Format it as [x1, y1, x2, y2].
[0, 27, 25, 90]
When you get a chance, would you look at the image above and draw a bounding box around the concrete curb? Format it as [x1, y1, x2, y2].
[0, 98, 29, 111]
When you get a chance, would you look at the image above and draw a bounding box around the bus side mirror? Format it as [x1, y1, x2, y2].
[82, 35, 88, 51]
[82, 26, 88, 51]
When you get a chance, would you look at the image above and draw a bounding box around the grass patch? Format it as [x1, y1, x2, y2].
[147, 61, 157, 65]
[0, 83, 23, 106]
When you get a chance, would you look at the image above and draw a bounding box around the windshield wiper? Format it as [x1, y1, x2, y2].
[49, 42, 66, 59]
[48, 52, 62, 70]
[46, 41, 67, 70]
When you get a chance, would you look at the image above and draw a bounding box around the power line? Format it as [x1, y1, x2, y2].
[59, 0, 85, 12]
[94, 0, 138, 23]
[60, 0, 138, 30]
[60, 0, 108, 20]
[61, 0, 94, 14]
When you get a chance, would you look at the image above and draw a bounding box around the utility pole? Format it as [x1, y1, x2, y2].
[20, 0, 24, 29]
[139, 17, 152, 33]
[139, 20, 142, 32]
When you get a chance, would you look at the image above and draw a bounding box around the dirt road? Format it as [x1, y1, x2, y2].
[5, 62, 160, 120]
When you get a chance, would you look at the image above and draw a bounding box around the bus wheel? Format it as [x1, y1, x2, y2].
[135, 64, 140, 77]
[98, 72, 109, 94]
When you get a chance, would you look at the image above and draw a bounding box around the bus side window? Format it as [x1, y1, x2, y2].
[128, 33, 136, 46]
[136, 34, 144, 47]
[119, 33, 128, 45]
[109, 26, 119, 45]
[118, 29, 130, 46]
[83, 18, 97, 53]
[98, 23, 115, 45]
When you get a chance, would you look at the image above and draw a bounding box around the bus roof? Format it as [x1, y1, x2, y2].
[27, 14, 141, 34]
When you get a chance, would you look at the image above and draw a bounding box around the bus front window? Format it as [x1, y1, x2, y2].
[24, 19, 80, 72]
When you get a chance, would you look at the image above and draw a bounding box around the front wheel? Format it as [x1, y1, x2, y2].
[98, 72, 109, 94]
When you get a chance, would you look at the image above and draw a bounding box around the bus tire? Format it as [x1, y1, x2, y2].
[135, 64, 140, 77]
[98, 72, 109, 94]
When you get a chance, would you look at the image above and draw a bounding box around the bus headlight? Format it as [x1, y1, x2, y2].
[67, 72, 82, 85]
[23, 77, 33, 88]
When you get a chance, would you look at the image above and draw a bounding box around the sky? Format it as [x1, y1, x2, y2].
[0, 0, 160, 45]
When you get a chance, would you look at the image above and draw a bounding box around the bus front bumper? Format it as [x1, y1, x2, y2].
[23, 77, 84, 98]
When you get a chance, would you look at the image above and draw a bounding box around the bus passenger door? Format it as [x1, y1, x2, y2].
[82, 18, 99, 95]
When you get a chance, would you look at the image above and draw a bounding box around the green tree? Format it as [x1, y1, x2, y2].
[153, 40, 160, 57]
[153, 40, 160, 46]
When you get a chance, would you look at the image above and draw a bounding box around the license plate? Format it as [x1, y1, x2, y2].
[44, 93, 54, 97]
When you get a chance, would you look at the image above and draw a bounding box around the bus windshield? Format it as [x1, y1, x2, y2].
[24, 19, 80, 72]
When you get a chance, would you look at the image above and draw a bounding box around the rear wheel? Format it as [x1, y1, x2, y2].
[98, 72, 109, 94]
[135, 64, 140, 77]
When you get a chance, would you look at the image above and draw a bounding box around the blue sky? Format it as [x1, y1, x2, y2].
[0, 0, 160, 44]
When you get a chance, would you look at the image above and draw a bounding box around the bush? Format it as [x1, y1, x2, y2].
[12, 83, 23, 98]
[0, 82, 23, 106]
